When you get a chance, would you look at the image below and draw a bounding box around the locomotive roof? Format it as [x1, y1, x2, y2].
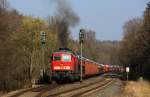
[53, 51, 76, 56]
[53, 48, 76, 55]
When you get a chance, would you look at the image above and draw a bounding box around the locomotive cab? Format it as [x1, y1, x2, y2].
[51, 50, 79, 82]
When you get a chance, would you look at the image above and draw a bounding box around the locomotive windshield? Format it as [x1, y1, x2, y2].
[54, 56, 61, 61]
[62, 54, 71, 62]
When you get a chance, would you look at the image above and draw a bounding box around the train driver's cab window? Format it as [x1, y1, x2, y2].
[62, 54, 71, 62]
[54, 56, 61, 61]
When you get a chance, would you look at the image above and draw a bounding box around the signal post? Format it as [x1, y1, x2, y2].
[40, 31, 46, 77]
[79, 29, 85, 82]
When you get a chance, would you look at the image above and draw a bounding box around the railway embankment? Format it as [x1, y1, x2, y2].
[113, 80, 150, 97]
[1, 76, 122, 97]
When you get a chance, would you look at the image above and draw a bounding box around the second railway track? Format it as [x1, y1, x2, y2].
[44, 78, 114, 97]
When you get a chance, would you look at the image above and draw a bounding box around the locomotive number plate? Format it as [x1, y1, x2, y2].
[54, 66, 70, 70]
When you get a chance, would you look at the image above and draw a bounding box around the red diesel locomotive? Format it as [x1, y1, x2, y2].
[51, 48, 79, 82]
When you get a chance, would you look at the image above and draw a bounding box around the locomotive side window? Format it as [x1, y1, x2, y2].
[62, 54, 71, 62]
[54, 56, 61, 61]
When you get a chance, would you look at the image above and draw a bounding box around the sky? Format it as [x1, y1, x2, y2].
[8, 0, 149, 40]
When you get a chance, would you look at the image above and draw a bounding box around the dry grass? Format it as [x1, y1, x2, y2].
[0, 91, 5, 96]
[115, 80, 150, 97]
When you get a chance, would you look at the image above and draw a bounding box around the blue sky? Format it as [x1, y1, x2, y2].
[8, 0, 149, 40]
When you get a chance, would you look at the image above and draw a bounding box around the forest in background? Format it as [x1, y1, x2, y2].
[119, 2, 150, 80]
[0, 0, 150, 92]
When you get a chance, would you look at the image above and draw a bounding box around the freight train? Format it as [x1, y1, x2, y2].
[49, 48, 123, 83]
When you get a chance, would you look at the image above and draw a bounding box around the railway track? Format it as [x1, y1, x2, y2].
[71, 79, 114, 97]
[10, 87, 42, 97]
[3, 76, 115, 97]
[3, 84, 58, 97]
[34, 77, 105, 97]
[34, 84, 59, 97]
[43, 78, 114, 97]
